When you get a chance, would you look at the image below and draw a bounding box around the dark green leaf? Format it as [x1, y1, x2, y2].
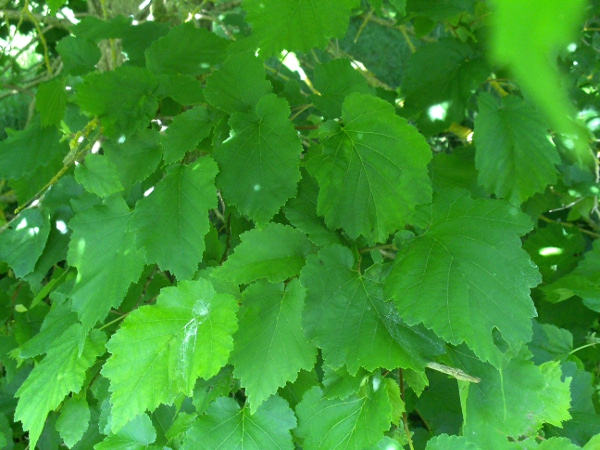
[161, 106, 213, 164]
[74, 154, 124, 197]
[56, 36, 101, 75]
[36, 77, 67, 128]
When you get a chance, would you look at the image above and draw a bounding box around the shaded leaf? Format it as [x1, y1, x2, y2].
[36, 77, 67, 128]
[74, 154, 124, 197]
[161, 106, 213, 164]
[56, 36, 101, 75]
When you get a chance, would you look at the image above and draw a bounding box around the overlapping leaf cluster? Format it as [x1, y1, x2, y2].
[0, 0, 599, 449]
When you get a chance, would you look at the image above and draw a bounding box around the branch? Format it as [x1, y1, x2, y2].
[0, 9, 74, 28]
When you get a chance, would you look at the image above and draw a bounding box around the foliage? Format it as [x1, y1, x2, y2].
[1, 0, 600, 449]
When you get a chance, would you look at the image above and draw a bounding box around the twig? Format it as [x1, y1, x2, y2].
[0, 9, 74, 27]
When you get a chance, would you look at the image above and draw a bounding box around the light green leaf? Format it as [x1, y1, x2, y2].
[133, 158, 218, 280]
[402, 38, 489, 133]
[296, 384, 393, 450]
[146, 22, 228, 75]
[543, 240, 600, 312]
[385, 189, 540, 366]
[36, 77, 67, 128]
[492, 0, 590, 165]
[204, 54, 272, 114]
[47, 0, 67, 13]
[103, 279, 238, 431]
[212, 223, 314, 284]
[537, 437, 582, 450]
[75, 154, 124, 197]
[301, 245, 444, 374]
[161, 106, 213, 164]
[309, 93, 432, 242]
[95, 413, 156, 450]
[55, 396, 90, 448]
[310, 59, 372, 119]
[76, 66, 158, 138]
[0, 121, 68, 180]
[68, 196, 146, 329]
[0, 209, 50, 278]
[102, 129, 162, 190]
[182, 395, 296, 450]
[56, 36, 102, 75]
[243, 0, 359, 56]
[15, 325, 106, 450]
[231, 279, 317, 412]
[474, 93, 559, 204]
[452, 347, 572, 448]
[214, 94, 302, 224]
[425, 434, 481, 450]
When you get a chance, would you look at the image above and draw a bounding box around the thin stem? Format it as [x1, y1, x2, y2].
[22, 0, 53, 76]
[289, 103, 313, 122]
[538, 215, 600, 239]
[398, 369, 415, 450]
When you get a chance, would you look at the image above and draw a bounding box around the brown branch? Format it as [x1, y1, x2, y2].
[0, 9, 74, 28]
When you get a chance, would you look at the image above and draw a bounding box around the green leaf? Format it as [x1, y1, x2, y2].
[47, 0, 67, 13]
[204, 54, 272, 114]
[425, 434, 481, 450]
[36, 77, 67, 128]
[0, 121, 68, 180]
[543, 240, 600, 311]
[76, 66, 159, 138]
[146, 23, 228, 75]
[70, 15, 132, 42]
[492, 0, 590, 164]
[243, 0, 359, 56]
[161, 106, 213, 164]
[452, 347, 571, 448]
[385, 189, 540, 366]
[14, 325, 106, 450]
[309, 93, 432, 242]
[406, 0, 475, 21]
[310, 59, 372, 119]
[103, 279, 238, 431]
[537, 437, 582, 450]
[102, 129, 162, 191]
[95, 414, 157, 450]
[121, 21, 170, 67]
[132, 158, 218, 280]
[474, 93, 560, 204]
[55, 396, 90, 448]
[402, 39, 489, 132]
[157, 74, 204, 105]
[74, 154, 124, 197]
[296, 384, 393, 450]
[0, 209, 50, 278]
[301, 245, 444, 374]
[214, 94, 302, 224]
[182, 395, 296, 450]
[213, 223, 314, 284]
[230, 279, 317, 412]
[56, 36, 101, 75]
[67, 196, 146, 329]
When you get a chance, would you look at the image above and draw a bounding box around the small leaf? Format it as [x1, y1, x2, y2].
[214, 94, 302, 224]
[74, 154, 124, 197]
[213, 223, 314, 284]
[425, 434, 481, 450]
[0, 209, 50, 278]
[36, 77, 67, 128]
[15, 325, 106, 450]
[56, 36, 101, 75]
[296, 385, 393, 450]
[182, 396, 296, 450]
[103, 279, 238, 431]
[474, 93, 560, 204]
[95, 414, 156, 450]
[55, 396, 90, 448]
[231, 279, 317, 412]
[161, 106, 213, 164]
[133, 158, 218, 280]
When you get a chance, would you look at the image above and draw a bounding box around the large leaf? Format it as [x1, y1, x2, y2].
[309, 92, 432, 242]
[0, 209, 50, 278]
[67, 196, 146, 329]
[243, 0, 359, 56]
[14, 325, 106, 450]
[301, 245, 444, 374]
[212, 223, 314, 284]
[214, 94, 303, 224]
[474, 93, 559, 204]
[76, 66, 159, 138]
[295, 383, 394, 450]
[385, 189, 540, 366]
[146, 22, 228, 75]
[182, 396, 296, 449]
[230, 279, 317, 412]
[103, 279, 238, 431]
[451, 347, 571, 448]
[204, 54, 272, 114]
[132, 158, 218, 280]
[401, 38, 489, 133]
